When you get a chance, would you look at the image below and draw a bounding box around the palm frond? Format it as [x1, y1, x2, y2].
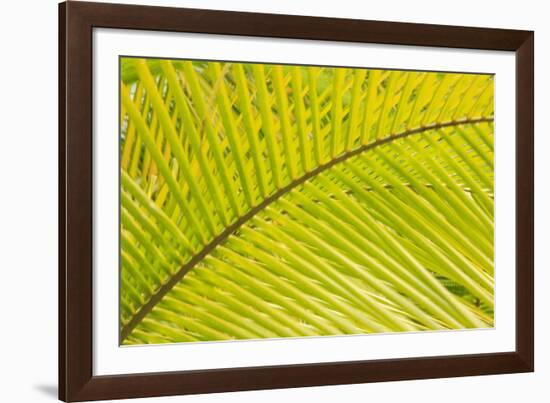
[119, 58, 494, 344]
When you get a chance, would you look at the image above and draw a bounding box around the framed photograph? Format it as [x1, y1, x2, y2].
[59, 1, 534, 401]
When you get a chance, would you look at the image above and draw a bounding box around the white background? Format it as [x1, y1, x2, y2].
[0, 0, 545, 402]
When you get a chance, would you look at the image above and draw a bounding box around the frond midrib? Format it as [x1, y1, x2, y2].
[120, 116, 493, 342]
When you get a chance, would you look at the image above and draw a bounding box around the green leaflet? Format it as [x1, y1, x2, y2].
[119, 58, 494, 344]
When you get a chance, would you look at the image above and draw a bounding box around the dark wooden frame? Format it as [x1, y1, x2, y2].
[59, 1, 534, 401]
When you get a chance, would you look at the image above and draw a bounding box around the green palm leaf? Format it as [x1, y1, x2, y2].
[119, 58, 494, 344]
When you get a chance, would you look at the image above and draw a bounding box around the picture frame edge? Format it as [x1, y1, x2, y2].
[58, 1, 535, 401]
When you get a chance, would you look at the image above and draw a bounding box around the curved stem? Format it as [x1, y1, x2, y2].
[121, 117, 493, 342]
